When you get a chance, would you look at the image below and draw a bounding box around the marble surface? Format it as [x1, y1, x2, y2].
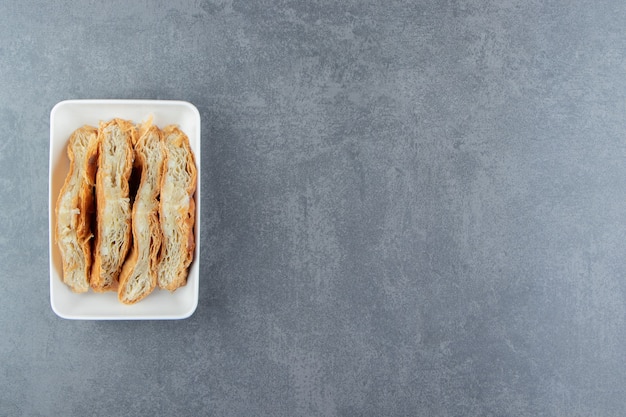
[1, 1, 625, 415]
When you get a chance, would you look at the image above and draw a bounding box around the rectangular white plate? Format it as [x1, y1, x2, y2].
[49, 99, 201, 320]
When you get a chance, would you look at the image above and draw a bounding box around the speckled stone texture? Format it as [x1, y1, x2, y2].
[1, 0, 626, 416]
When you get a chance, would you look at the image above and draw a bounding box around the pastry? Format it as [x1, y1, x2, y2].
[157, 125, 197, 291]
[55, 126, 98, 292]
[91, 119, 135, 292]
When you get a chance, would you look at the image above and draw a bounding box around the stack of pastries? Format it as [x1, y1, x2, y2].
[55, 118, 197, 304]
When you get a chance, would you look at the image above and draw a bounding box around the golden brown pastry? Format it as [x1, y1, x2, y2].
[157, 125, 197, 291]
[91, 119, 135, 292]
[55, 126, 99, 292]
[118, 121, 165, 304]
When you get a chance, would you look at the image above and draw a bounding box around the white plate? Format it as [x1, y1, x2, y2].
[49, 99, 201, 320]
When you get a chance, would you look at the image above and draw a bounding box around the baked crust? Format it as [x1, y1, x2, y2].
[118, 121, 165, 304]
[91, 119, 135, 292]
[157, 125, 197, 291]
[55, 126, 98, 292]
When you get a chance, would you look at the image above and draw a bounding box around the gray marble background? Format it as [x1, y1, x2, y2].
[1, 0, 625, 416]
